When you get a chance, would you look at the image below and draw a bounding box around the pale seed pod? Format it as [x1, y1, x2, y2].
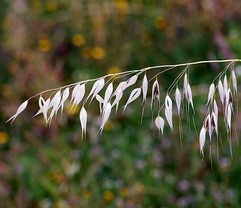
[151, 79, 160, 110]
[123, 88, 141, 112]
[155, 116, 165, 135]
[142, 74, 148, 105]
[207, 83, 215, 104]
[218, 80, 224, 105]
[126, 75, 138, 88]
[79, 106, 87, 138]
[103, 82, 113, 108]
[175, 87, 181, 116]
[165, 95, 173, 129]
[100, 102, 112, 134]
[199, 127, 206, 155]
[6, 100, 28, 123]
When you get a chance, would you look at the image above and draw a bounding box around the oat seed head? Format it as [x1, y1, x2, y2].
[7, 59, 241, 157]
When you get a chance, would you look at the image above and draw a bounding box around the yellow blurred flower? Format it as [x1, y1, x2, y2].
[46, 0, 58, 12]
[155, 16, 168, 30]
[82, 189, 92, 200]
[90, 47, 105, 60]
[71, 34, 85, 47]
[38, 38, 52, 52]
[104, 121, 113, 131]
[0, 132, 9, 144]
[103, 190, 114, 202]
[108, 66, 122, 74]
[113, 0, 129, 13]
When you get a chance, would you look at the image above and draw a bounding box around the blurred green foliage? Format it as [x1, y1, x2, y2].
[1, 0, 241, 207]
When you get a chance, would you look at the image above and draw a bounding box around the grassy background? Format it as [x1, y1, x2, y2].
[1, 0, 241, 207]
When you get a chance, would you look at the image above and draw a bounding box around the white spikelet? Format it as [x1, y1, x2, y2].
[164, 95, 173, 129]
[151, 79, 160, 110]
[71, 84, 80, 103]
[48, 90, 62, 122]
[218, 80, 224, 105]
[223, 75, 228, 95]
[213, 99, 218, 121]
[48, 91, 61, 109]
[155, 116, 165, 135]
[126, 75, 138, 88]
[43, 98, 50, 124]
[231, 70, 237, 94]
[199, 127, 206, 155]
[211, 112, 218, 136]
[60, 87, 69, 114]
[175, 87, 181, 116]
[87, 78, 105, 102]
[113, 81, 127, 95]
[96, 94, 104, 113]
[226, 104, 232, 130]
[100, 102, 112, 134]
[123, 88, 141, 112]
[112, 89, 123, 113]
[79, 106, 87, 138]
[103, 82, 113, 108]
[34, 97, 50, 124]
[187, 84, 194, 110]
[205, 115, 212, 141]
[207, 83, 215, 104]
[6, 100, 28, 123]
[34, 96, 45, 117]
[142, 74, 148, 105]
[225, 89, 233, 113]
[184, 73, 188, 95]
[72, 84, 85, 107]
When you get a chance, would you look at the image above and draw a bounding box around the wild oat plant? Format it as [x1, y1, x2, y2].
[7, 59, 240, 157]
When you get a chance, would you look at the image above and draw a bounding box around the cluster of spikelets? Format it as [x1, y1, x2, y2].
[199, 70, 237, 156]
[6, 60, 239, 156]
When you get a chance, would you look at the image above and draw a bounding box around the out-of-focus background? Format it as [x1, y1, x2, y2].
[1, 0, 241, 207]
